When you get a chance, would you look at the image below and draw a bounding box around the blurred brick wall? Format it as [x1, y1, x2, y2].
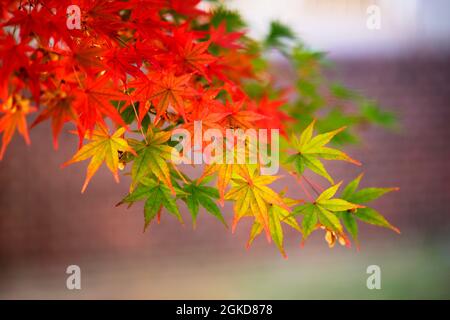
[0, 53, 449, 264]
[333, 55, 450, 235]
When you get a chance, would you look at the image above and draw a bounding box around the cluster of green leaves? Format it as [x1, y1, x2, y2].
[255, 20, 397, 145]
[286, 120, 361, 184]
[113, 120, 398, 258]
[338, 173, 400, 246]
[293, 178, 399, 249]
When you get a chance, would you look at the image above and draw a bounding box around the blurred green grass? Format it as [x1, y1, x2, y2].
[1, 239, 449, 299]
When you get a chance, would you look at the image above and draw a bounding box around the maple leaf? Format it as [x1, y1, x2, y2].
[80, 0, 131, 41]
[31, 84, 78, 149]
[338, 174, 400, 246]
[0, 95, 36, 159]
[129, 2, 168, 39]
[3, 8, 43, 42]
[216, 99, 266, 129]
[63, 125, 135, 193]
[73, 75, 127, 137]
[103, 45, 144, 85]
[210, 50, 255, 84]
[225, 166, 289, 238]
[0, 35, 32, 87]
[209, 22, 244, 49]
[4, 1, 79, 45]
[129, 127, 175, 194]
[247, 195, 302, 258]
[177, 39, 217, 80]
[126, 75, 155, 123]
[169, 0, 204, 16]
[182, 86, 226, 136]
[293, 182, 363, 246]
[200, 162, 237, 205]
[144, 72, 195, 124]
[250, 95, 292, 136]
[287, 120, 361, 183]
[117, 177, 183, 230]
[198, 141, 257, 205]
[183, 108, 226, 140]
[197, 129, 265, 204]
[15, 52, 61, 106]
[181, 179, 227, 228]
[61, 43, 106, 76]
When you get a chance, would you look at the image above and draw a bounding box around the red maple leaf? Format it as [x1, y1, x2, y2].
[57, 42, 106, 76]
[72, 75, 126, 139]
[215, 99, 266, 130]
[0, 35, 33, 87]
[168, 0, 205, 16]
[249, 95, 292, 136]
[183, 87, 227, 136]
[177, 39, 217, 79]
[209, 22, 245, 49]
[102, 45, 144, 85]
[31, 81, 78, 149]
[77, 0, 131, 41]
[132, 71, 196, 124]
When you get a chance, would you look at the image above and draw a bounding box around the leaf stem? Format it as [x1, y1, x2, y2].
[304, 175, 324, 192]
[125, 90, 148, 144]
[289, 171, 314, 202]
[302, 175, 321, 196]
[172, 164, 188, 184]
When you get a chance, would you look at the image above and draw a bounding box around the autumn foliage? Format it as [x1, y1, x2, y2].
[0, 0, 399, 257]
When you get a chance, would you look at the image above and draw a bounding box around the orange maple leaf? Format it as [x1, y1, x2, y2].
[148, 72, 195, 124]
[0, 95, 36, 159]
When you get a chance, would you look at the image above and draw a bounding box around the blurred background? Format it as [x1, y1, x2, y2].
[1, 0, 450, 299]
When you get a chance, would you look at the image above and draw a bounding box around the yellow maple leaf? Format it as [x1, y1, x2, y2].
[64, 125, 135, 193]
[225, 166, 289, 238]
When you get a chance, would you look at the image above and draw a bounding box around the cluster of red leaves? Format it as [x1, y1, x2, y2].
[0, 0, 288, 157]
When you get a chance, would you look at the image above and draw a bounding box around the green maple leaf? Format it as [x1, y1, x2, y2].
[287, 120, 361, 183]
[247, 196, 302, 258]
[338, 174, 400, 245]
[129, 127, 175, 193]
[293, 182, 362, 244]
[181, 179, 228, 228]
[117, 177, 184, 230]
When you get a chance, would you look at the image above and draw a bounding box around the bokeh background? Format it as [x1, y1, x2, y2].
[1, 0, 450, 299]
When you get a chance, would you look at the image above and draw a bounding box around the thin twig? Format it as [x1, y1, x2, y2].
[302, 175, 321, 196]
[289, 171, 314, 202]
[172, 163, 188, 184]
[304, 174, 324, 192]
